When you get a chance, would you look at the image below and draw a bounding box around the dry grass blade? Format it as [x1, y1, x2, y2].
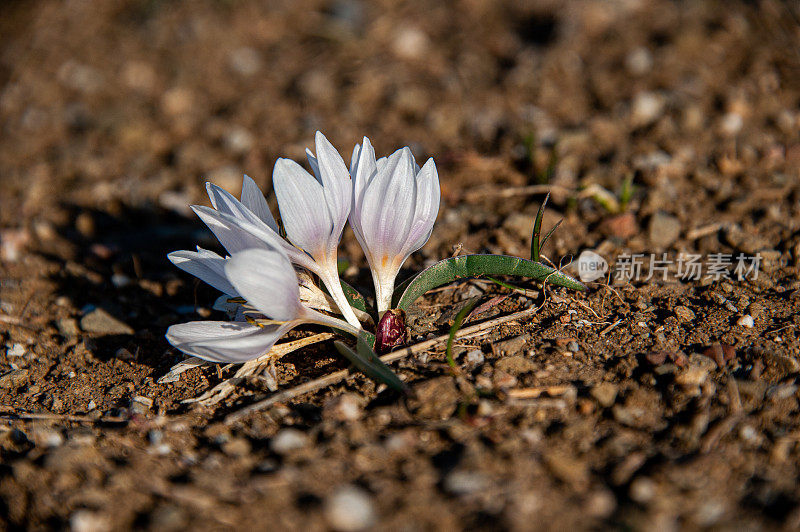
[180, 333, 335, 405]
[225, 306, 541, 424]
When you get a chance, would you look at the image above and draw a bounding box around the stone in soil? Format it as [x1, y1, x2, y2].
[270, 428, 310, 454]
[80, 308, 134, 335]
[494, 355, 537, 376]
[324, 486, 376, 532]
[408, 377, 459, 420]
[56, 318, 81, 337]
[600, 212, 637, 239]
[323, 393, 364, 422]
[648, 212, 681, 249]
[590, 382, 619, 407]
[493, 334, 530, 355]
[674, 306, 696, 322]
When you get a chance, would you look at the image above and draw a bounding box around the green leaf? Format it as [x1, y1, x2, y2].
[446, 298, 480, 369]
[619, 173, 634, 211]
[393, 254, 585, 310]
[531, 192, 550, 262]
[339, 280, 370, 315]
[334, 331, 407, 392]
[539, 218, 562, 255]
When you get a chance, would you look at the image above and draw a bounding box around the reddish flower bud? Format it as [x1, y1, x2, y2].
[375, 309, 409, 353]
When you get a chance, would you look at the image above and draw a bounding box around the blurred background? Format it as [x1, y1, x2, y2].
[1, 2, 800, 529]
[1, 0, 797, 223]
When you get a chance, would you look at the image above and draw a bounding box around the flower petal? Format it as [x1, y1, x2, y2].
[358, 147, 417, 262]
[401, 157, 440, 257]
[192, 205, 268, 255]
[313, 131, 352, 240]
[168, 248, 238, 296]
[241, 175, 279, 232]
[273, 158, 332, 258]
[206, 182, 272, 232]
[166, 320, 294, 363]
[224, 248, 301, 321]
[191, 205, 317, 272]
[349, 137, 377, 236]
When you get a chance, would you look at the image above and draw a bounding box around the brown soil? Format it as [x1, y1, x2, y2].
[1, 0, 799, 530]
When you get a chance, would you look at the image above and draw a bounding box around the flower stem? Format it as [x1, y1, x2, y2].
[319, 269, 362, 328]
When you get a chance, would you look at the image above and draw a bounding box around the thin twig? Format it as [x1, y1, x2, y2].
[0, 315, 40, 331]
[0, 411, 127, 424]
[686, 222, 728, 240]
[224, 306, 542, 425]
[599, 319, 623, 336]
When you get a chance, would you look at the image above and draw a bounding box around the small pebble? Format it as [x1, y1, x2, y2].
[674, 306, 696, 322]
[324, 486, 376, 532]
[6, 343, 26, 357]
[737, 314, 754, 328]
[80, 308, 134, 335]
[443, 470, 489, 495]
[323, 394, 363, 422]
[631, 92, 665, 127]
[629, 477, 657, 504]
[567, 341, 580, 353]
[465, 349, 484, 366]
[111, 274, 131, 288]
[590, 382, 618, 407]
[56, 318, 80, 337]
[271, 428, 309, 454]
[70, 510, 110, 532]
[222, 437, 251, 457]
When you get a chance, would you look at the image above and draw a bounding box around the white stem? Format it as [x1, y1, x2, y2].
[372, 267, 398, 313]
[303, 308, 361, 336]
[318, 268, 362, 328]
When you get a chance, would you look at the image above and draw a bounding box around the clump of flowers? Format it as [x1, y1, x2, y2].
[166, 132, 584, 387]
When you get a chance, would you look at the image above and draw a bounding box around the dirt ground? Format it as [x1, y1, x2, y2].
[1, 0, 799, 529]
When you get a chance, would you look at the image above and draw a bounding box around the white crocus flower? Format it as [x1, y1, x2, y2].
[166, 248, 359, 363]
[184, 131, 361, 328]
[349, 137, 440, 312]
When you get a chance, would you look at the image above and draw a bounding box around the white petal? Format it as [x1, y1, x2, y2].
[224, 248, 301, 321]
[314, 131, 352, 240]
[241, 175, 279, 232]
[168, 248, 238, 296]
[401, 158, 440, 257]
[192, 205, 317, 272]
[273, 158, 332, 258]
[349, 143, 361, 176]
[166, 320, 294, 363]
[349, 137, 377, 234]
[206, 182, 271, 231]
[192, 205, 269, 255]
[305, 148, 321, 182]
[359, 147, 417, 263]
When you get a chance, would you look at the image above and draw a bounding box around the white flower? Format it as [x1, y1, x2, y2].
[166, 248, 359, 363]
[349, 137, 440, 312]
[186, 131, 361, 327]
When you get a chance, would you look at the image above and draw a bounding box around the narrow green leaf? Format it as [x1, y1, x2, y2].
[539, 218, 563, 255]
[485, 276, 525, 293]
[393, 254, 585, 310]
[531, 192, 550, 262]
[446, 298, 480, 369]
[339, 280, 370, 315]
[334, 331, 407, 392]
